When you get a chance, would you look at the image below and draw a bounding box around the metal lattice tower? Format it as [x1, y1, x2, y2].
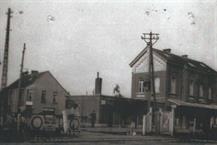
[1, 8, 12, 89]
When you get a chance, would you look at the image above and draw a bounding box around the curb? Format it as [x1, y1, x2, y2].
[29, 137, 176, 143]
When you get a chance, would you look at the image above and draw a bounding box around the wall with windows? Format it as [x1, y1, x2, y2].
[6, 72, 68, 114]
[184, 72, 217, 103]
[132, 58, 217, 105]
[25, 72, 67, 114]
[166, 64, 217, 104]
[6, 88, 31, 113]
[131, 51, 167, 101]
[167, 65, 184, 100]
[131, 71, 167, 102]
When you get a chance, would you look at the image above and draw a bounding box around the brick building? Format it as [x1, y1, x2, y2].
[0, 71, 69, 121]
[130, 47, 217, 133]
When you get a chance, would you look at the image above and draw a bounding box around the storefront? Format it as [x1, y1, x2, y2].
[99, 96, 148, 127]
[169, 99, 217, 134]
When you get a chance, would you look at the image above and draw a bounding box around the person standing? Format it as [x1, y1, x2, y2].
[129, 121, 136, 136]
[90, 110, 96, 128]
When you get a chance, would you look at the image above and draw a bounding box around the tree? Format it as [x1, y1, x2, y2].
[113, 84, 122, 97]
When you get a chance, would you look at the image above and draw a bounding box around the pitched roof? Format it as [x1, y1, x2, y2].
[129, 46, 148, 67]
[6, 71, 47, 90]
[168, 99, 217, 110]
[130, 47, 217, 74]
[1, 71, 69, 94]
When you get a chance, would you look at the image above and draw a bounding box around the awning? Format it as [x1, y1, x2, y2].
[168, 99, 217, 110]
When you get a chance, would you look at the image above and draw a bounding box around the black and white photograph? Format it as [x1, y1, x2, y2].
[0, 0, 217, 144]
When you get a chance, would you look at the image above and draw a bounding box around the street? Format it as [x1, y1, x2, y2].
[1, 131, 217, 145]
[0, 140, 217, 145]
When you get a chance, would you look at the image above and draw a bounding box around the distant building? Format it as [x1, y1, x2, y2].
[0, 71, 68, 120]
[67, 94, 146, 127]
[67, 73, 147, 127]
[130, 47, 217, 133]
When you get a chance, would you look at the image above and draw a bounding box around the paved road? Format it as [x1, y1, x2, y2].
[1, 131, 217, 145]
[1, 141, 217, 145]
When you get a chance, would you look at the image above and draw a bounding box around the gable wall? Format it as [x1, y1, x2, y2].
[28, 72, 67, 114]
[131, 51, 167, 101]
[132, 51, 167, 73]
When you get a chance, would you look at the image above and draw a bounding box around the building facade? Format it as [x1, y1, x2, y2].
[1, 71, 68, 119]
[130, 47, 217, 133]
[67, 73, 147, 127]
[68, 94, 147, 127]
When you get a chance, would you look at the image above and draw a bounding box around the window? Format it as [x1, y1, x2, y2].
[170, 76, 176, 94]
[199, 85, 203, 97]
[52, 91, 57, 104]
[41, 90, 46, 104]
[155, 77, 160, 93]
[200, 63, 207, 68]
[188, 62, 196, 68]
[18, 89, 25, 106]
[189, 80, 194, 96]
[26, 89, 33, 101]
[208, 88, 212, 99]
[138, 80, 144, 93]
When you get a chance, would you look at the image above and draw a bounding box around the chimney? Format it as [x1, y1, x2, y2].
[181, 55, 188, 58]
[95, 72, 102, 95]
[31, 70, 39, 78]
[22, 71, 29, 76]
[163, 48, 171, 53]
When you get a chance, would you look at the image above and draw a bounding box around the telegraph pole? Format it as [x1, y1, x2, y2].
[17, 43, 26, 109]
[141, 32, 159, 112]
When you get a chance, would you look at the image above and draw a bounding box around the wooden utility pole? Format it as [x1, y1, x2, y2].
[1, 8, 13, 89]
[17, 43, 26, 109]
[141, 32, 159, 112]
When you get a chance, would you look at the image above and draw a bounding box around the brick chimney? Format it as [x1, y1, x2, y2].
[31, 70, 39, 78]
[95, 72, 102, 95]
[22, 71, 29, 76]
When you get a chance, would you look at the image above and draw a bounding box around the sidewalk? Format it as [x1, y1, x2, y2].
[81, 126, 144, 135]
[30, 131, 175, 143]
[2, 127, 217, 143]
[29, 131, 217, 144]
[78, 127, 217, 144]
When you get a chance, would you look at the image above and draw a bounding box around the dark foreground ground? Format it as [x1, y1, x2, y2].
[1, 131, 217, 145]
[1, 141, 217, 145]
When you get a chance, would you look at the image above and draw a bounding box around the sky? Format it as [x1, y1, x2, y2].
[0, 0, 216, 97]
